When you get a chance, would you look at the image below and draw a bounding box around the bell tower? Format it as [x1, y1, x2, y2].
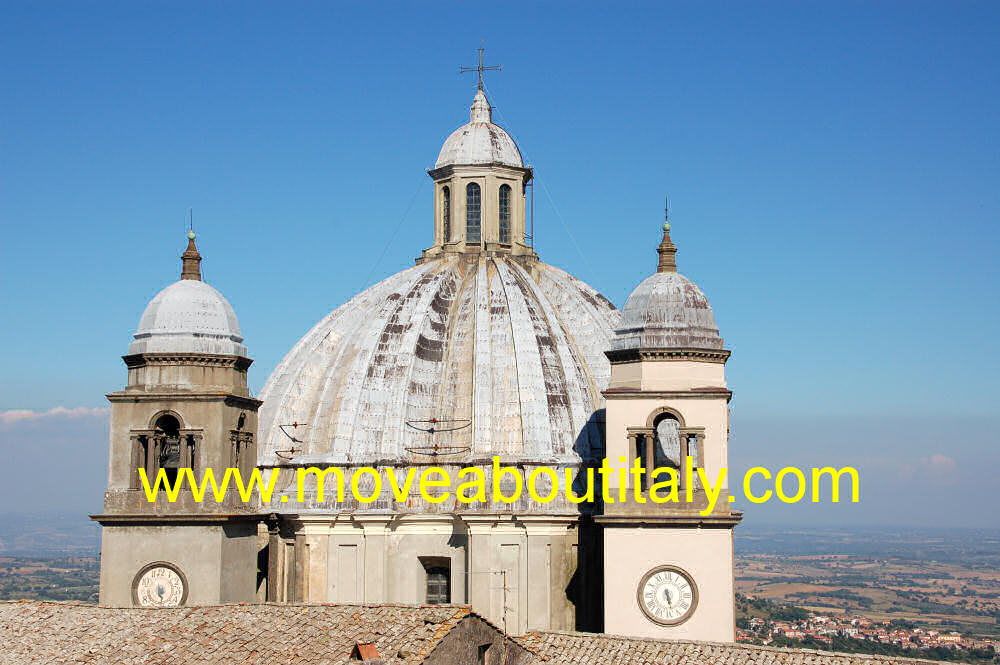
[93, 231, 263, 607]
[597, 210, 741, 641]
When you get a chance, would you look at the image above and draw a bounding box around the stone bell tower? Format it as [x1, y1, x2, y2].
[597, 210, 741, 641]
[93, 231, 263, 607]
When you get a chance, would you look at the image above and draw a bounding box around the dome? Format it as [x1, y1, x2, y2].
[435, 90, 524, 169]
[612, 271, 723, 351]
[258, 256, 620, 466]
[130, 280, 246, 356]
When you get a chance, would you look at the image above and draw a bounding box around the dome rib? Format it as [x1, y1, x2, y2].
[507, 262, 578, 460]
[493, 259, 558, 459]
[435, 263, 478, 455]
[398, 264, 459, 458]
[481, 259, 522, 457]
[509, 261, 597, 460]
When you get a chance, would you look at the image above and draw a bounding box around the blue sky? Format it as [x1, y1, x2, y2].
[1, 2, 997, 525]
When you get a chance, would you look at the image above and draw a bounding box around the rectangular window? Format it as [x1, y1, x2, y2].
[498, 184, 511, 244]
[466, 183, 481, 243]
[442, 186, 451, 242]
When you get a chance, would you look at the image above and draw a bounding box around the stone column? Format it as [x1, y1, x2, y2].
[129, 435, 142, 489]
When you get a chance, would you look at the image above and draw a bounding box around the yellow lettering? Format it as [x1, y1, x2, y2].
[419, 467, 451, 504]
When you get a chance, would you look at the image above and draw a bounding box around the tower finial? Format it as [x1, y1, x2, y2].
[460, 45, 501, 92]
[657, 197, 677, 273]
[181, 210, 202, 280]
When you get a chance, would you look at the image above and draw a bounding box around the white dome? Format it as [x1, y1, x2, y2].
[612, 271, 723, 351]
[435, 90, 524, 169]
[259, 256, 620, 466]
[129, 279, 247, 356]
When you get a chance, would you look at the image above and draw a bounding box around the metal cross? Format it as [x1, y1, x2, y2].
[460, 46, 501, 91]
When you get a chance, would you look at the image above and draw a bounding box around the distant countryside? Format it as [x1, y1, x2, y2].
[1, 518, 998, 663]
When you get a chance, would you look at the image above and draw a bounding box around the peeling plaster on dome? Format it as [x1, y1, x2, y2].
[612, 271, 723, 351]
[258, 256, 620, 467]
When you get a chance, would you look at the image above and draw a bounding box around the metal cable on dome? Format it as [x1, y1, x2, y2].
[481, 82, 596, 277]
[361, 177, 427, 291]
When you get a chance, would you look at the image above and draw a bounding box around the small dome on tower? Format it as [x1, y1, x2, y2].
[612, 217, 724, 351]
[128, 233, 247, 357]
[613, 272, 723, 351]
[435, 90, 524, 169]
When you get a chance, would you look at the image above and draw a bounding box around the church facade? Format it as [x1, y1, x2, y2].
[94, 77, 740, 642]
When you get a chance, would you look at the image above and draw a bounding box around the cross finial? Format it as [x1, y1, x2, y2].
[460, 45, 501, 91]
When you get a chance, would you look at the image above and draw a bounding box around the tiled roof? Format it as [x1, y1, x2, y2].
[0, 600, 472, 665]
[1, 601, 965, 665]
[516, 631, 959, 665]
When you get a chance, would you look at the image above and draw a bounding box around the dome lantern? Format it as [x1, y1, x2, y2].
[421, 51, 536, 264]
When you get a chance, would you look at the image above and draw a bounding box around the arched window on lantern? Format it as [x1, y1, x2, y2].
[498, 184, 511, 244]
[441, 186, 451, 242]
[466, 182, 481, 243]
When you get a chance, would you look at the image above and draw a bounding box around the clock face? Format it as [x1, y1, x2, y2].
[637, 566, 698, 625]
[132, 563, 187, 608]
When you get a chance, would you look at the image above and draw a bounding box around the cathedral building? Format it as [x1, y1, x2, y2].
[94, 73, 740, 642]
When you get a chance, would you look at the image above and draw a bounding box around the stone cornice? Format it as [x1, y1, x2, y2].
[593, 513, 743, 528]
[427, 163, 533, 181]
[90, 513, 264, 525]
[106, 392, 263, 408]
[123, 353, 254, 371]
[602, 388, 732, 402]
[605, 348, 731, 364]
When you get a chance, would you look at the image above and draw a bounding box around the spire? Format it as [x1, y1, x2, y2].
[180, 229, 202, 280]
[470, 89, 492, 123]
[657, 199, 677, 273]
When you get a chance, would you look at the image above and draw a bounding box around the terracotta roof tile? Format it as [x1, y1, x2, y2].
[0, 600, 470, 665]
[515, 631, 966, 665]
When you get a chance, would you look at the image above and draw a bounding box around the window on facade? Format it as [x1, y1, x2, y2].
[498, 184, 511, 244]
[466, 182, 481, 243]
[442, 186, 451, 242]
[478, 643, 492, 665]
[426, 567, 450, 604]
